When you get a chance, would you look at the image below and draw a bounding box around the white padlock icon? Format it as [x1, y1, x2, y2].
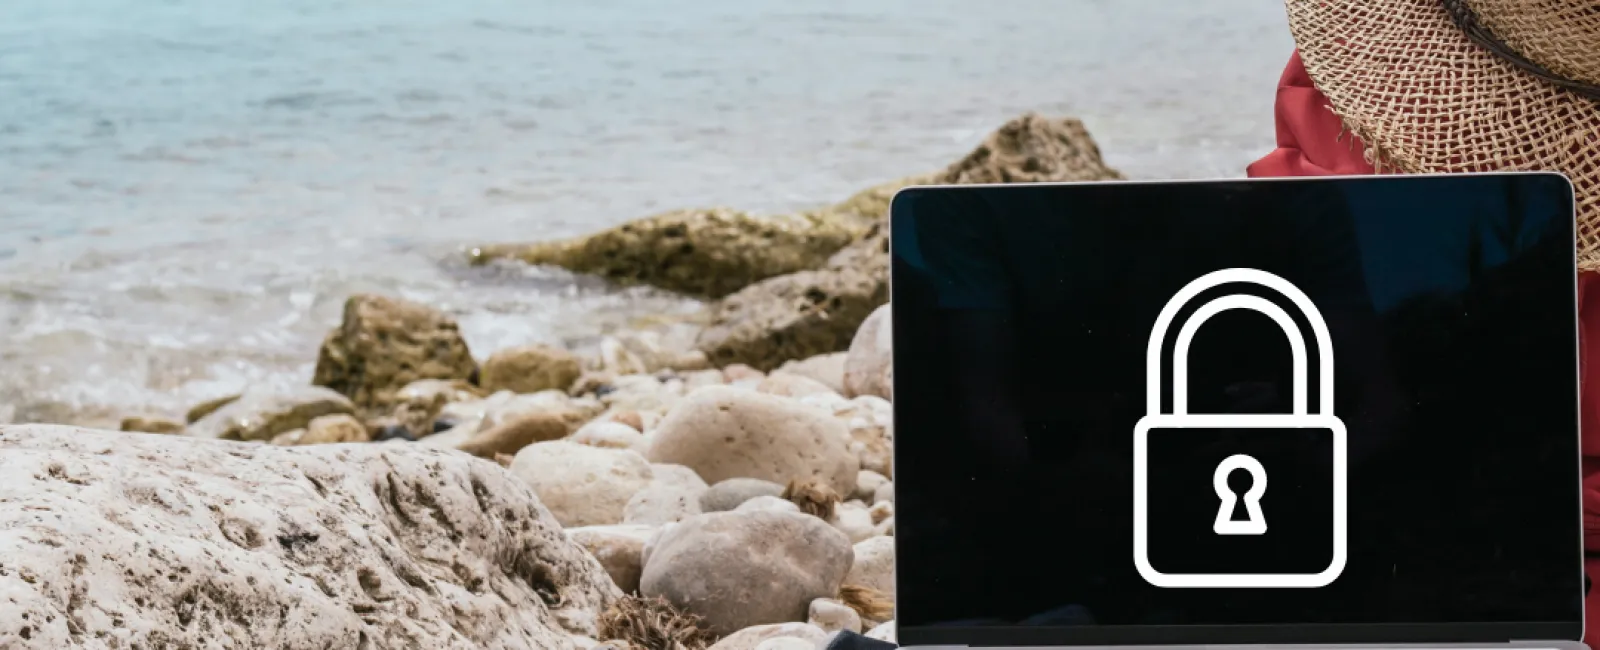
[1132, 268, 1347, 589]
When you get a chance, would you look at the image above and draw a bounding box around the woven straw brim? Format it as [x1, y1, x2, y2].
[1287, 0, 1600, 269]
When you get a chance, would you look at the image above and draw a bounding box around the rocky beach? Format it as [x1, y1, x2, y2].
[0, 114, 1128, 649]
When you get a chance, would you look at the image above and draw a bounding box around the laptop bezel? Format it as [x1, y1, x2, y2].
[886, 172, 1584, 648]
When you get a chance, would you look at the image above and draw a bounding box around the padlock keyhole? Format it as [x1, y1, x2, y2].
[1224, 469, 1254, 521]
[1213, 454, 1268, 536]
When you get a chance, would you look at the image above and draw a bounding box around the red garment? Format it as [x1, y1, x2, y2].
[1248, 50, 1600, 644]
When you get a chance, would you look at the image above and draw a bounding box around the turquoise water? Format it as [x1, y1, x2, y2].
[0, 0, 1293, 422]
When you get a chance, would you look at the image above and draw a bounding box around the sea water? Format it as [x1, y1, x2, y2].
[0, 0, 1293, 423]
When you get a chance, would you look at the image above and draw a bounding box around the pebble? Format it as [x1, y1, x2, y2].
[734, 496, 801, 514]
[752, 638, 815, 650]
[774, 352, 848, 395]
[640, 511, 852, 636]
[298, 414, 371, 445]
[808, 598, 862, 634]
[853, 470, 889, 502]
[508, 441, 654, 527]
[845, 536, 895, 597]
[647, 386, 858, 496]
[721, 364, 765, 382]
[701, 478, 787, 513]
[623, 464, 708, 526]
[829, 501, 877, 543]
[706, 623, 829, 650]
[868, 502, 893, 525]
[570, 420, 646, 450]
[864, 621, 896, 643]
[755, 373, 839, 399]
[479, 344, 583, 395]
[567, 524, 656, 593]
[843, 305, 892, 400]
[457, 412, 571, 459]
[187, 385, 355, 441]
[873, 482, 894, 505]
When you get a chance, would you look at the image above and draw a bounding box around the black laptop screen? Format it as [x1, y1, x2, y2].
[889, 175, 1582, 646]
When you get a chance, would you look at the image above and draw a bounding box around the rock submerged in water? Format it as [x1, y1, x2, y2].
[640, 510, 853, 637]
[647, 386, 858, 496]
[312, 294, 477, 411]
[0, 425, 619, 649]
[187, 385, 355, 441]
[469, 208, 863, 299]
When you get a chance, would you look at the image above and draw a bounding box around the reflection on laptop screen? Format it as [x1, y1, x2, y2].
[889, 174, 1582, 647]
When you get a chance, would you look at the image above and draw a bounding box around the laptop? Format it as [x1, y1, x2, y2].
[887, 173, 1584, 650]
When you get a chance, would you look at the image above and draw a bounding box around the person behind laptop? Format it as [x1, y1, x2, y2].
[1245, 0, 1600, 640]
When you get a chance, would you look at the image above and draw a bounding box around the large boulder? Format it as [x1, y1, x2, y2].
[639, 511, 853, 636]
[647, 386, 858, 496]
[508, 441, 655, 528]
[468, 208, 862, 299]
[0, 425, 619, 649]
[312, 295, 477, 411]
[697, 113, 1122, 370]
[842, 304, 893, 399]
[480, 345, 584, 395]
[187, 385, 355, 441]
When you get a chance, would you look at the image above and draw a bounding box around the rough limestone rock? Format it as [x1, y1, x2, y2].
[480, 345, 584, 396]
[468, 208, 862, 299]
[0, 425, 619, 649]
[120, 415, 185, 434]
[298, 413, 371, 445]
[697, 114, 1122, 370]
[842, 305, 893, 400]
[938, 112, 1124, 185]
[846, 536, 896, 597]
[774, 353, 848, 395]
[705, 623, 829, 650]
[640, 511, 853, 636]
[188, 386, 355, 441]
[694, 225, 890, 372]
[646, 387, 858, 496]
[566, 525, 655, 594]
[700, 478, 787, 513]
[185, 394, 241, 423]
[312, 295, 478, 411]
[509, 441, 654, 528]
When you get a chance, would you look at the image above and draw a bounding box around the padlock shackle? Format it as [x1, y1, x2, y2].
[1145, 268, 1335, 416]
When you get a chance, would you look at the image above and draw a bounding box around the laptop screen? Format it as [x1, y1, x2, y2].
[889, 174, 1582, 647]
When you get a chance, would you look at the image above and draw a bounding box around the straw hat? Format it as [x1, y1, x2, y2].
[1286, 0, 1600, 268]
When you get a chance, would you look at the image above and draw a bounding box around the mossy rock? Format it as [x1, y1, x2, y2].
[470, 208, 864, 299]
